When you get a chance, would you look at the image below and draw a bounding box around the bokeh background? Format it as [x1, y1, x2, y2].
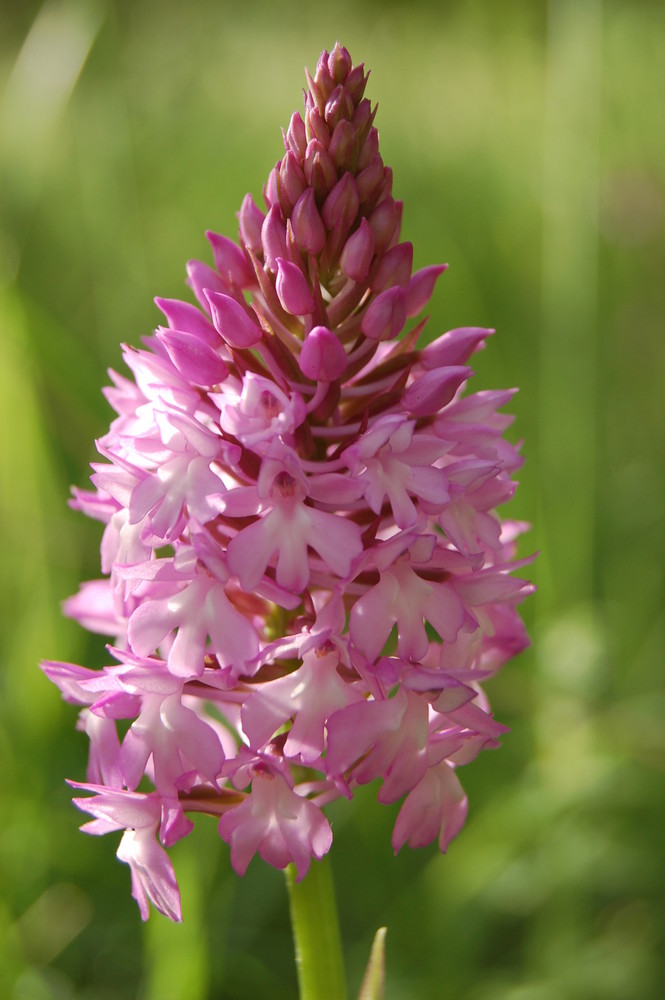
[1, 0, 664, 997]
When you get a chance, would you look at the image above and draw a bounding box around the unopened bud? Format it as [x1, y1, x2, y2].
[401, 366, 472, 417]
[264, 164, 280, 209]
[305, 107, 330, 146]
[206, 231, 255, 288]
[155, 297, 218, 346]
[292, 189, 327, 254]
[357, 126, 379, 170]
[299, 325, 348, 381]
[327, 43, 353, 85]
[303, 140, 338, 201]
[368, 197, 400, 254]
[280, 151, 307, 210]
[261, 204, 288, 270]
[158, 328, 229, 387]
[275, 258, 315, 315]
[305, 68, 326, 114]
[345, 64, 368, 103]
[314, 52, 335, 100]
[322, 172, 360, 235]
[420, 326, 491, 368]
[186, 259, 225, 309]
[352, 98, 373, 132]
[370, 242, 413, 292]
[360, 286, 406, 341]
[325, 85, 354, 129]
[357, 154, 386, 206]
[205, 290, 262, 348]
[340, 218, 375, 282]
[405, 265, 448, 318]
[329, 119, 359, 173]
[285, 111, 307, 159]
[238, 193, 265, 253]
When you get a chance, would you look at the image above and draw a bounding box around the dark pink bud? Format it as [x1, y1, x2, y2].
[205, 290, 262, 348]
[275, 258, 315, 315]
[186, 259, 226, 309]
[328, 119, 359, 173]
[305, 67, 326, 114]
[261, 204, 288, 269]
[155, 297, 218, 346]
[238, 193, 265, 253]
[420, 326, 491, 369]
[345, 64, 368, 103]
[340, 218, 375, 282]
[360, 286, 407, 341]
[303, 140, 337, 200]
[292, 189, 326, 254]
[327, 44, 353, 85]
[306, 107, 330, 146]
[357, 154, 386, 205]
[401, 366, 472, 417]
[322, 173, 360, 235]
[158, 328, 228, 386]
[324, 85, 354, 129]
[314, 52, 335, 99]
[368, 197, 400, 254]
[285, 111, 307, 158]
[299, 325, 348, 381]
[352, 98, 373, 132]
[264, 163, 280, 208]
[205, 231, 254, 288]
[370, 242, 413, 292]
[279, 151, 306, 209]
[357, 126, 379, 170]
[405, 264, 448, 317]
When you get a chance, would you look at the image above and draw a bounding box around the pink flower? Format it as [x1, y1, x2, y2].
[70, 783, 186, 921]
[392, 761, 468, 854]
[218, 763, 332, 880]
[44, 44, 533, 920]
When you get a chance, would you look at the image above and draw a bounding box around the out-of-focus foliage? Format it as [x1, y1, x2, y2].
[1, 0, 663, 997]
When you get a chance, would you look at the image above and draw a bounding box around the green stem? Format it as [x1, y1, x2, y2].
[285, 856, 347, 1000]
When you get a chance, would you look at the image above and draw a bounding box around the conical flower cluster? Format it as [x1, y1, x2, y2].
[44, 44, 533, 922]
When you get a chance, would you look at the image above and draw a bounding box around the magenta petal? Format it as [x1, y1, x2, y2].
[361, 286, 406, 341]
[154, 297, 218, 347]
[238, 193, 265, 252]
[205, 290, 262, 348]
[420, 326, 491, 368]
[205, 230, 255, 288]
[227, 517, 276, 591]
[405, 264, 448, 317]
[370, 241, 413, 293]
[350, 574, 398, 663]
[158, 328, 228, 386]
[401, 366, 472, 417]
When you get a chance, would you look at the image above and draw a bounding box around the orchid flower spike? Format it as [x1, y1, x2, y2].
[43, 43, 533, 921]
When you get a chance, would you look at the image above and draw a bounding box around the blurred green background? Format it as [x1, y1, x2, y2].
[1, 0, 664, 997]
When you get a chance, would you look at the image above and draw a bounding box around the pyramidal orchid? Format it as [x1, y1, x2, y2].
[43, 44, 533, 928]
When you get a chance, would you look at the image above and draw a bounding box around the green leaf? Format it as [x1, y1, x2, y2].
[357, 927, 387, 1000]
